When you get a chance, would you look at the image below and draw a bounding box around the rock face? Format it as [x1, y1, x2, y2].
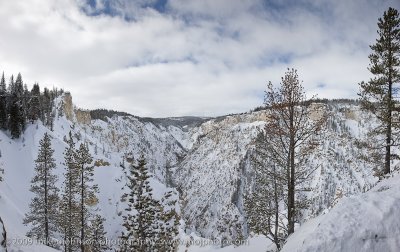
[63, 92, 74, 121]
[174, 114, 264, 238]
[75, 109, 91, 125]
[63, 92, 91, 124]
[87, 115, 186, 182]
[61, 94, 378, 241]
[172, 101, 377, 239]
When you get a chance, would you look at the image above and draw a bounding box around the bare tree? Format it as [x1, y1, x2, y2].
[246, 68, 326, 248]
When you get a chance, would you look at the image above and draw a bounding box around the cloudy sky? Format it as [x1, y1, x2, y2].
[0, 0, 399, 117]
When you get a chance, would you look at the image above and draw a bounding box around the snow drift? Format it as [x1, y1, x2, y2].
[282, 172, 400, 252]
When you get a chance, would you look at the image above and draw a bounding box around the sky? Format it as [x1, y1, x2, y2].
[0, 0, 399, 117]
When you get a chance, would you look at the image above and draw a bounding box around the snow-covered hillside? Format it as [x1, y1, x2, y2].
[282, 171, 400, 252]
[0, 94, 182, 251]
[0, 93, 390, 251]
[174, 101, 379, 239]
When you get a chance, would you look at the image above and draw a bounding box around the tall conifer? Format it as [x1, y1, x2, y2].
[359, 7, 400, 175]
[24, 133, 59, 247]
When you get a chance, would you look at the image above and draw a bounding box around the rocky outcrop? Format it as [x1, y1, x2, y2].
[63, 92, 91, 124]
[63, 92, 74, 121]
[75, 109, 91, 125]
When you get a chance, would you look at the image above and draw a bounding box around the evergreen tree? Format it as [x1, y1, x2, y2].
[8, 75, 20, 138]
[156, 191, 180, 252]
[41, 88, 54, 129]
[59, 132, 80, 252]
[0, 73, 7, 130]
[75, 143, 97, 252]
[6, 75, 13, 93]
[119, 156, 159, 252]
[28, 84, 41, 123]
[9, 101, 21, 138]
[8, 74, 25, 138]
[88, 214, 110, 252]
[359, 7, 400, 175]
[14, 73, 26, 130]
[22, 84, 29, 127]
[23, 133, 59, 247]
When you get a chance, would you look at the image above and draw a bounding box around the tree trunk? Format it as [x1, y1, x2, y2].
[273, 164, 280, 250]
[44, 160, 49, 246]
[68, 175, 73, 252]
[385, 123, 391, 174]
[288, 103, 296, 235]
[384, 64, 393, 175]
[288, 141, 295, 235]
[81, 166, 85, 252]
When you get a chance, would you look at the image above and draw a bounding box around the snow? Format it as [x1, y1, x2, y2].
[282, 171, 400, 252]
[0, 95, 395, 252]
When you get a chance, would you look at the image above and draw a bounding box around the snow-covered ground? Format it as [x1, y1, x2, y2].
[0, 125, 63, 251]
[0, 95, 271, 251]
[0, 94, 396, 251]
[282, 171, 400, 252]
[0, 117, 272, 252]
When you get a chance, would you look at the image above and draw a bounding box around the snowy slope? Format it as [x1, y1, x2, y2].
[174, 101, 379, 238]
[282, 171, 400, 252]
[0, 93, 388, 251]
[0, 124, 66, 252]
[174, 113, 266, 238]
[0, 95, 183, 251]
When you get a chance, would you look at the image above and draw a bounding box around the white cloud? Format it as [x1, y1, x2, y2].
[0, 0, 398, 117]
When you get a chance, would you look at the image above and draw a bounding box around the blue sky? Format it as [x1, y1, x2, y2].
[0, 0, 399, 117]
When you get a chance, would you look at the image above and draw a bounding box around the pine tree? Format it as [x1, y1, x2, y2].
[8, 75, 20, 138]
[156, 191, 180, 252]
[9, 102, 21, 138]
[88, 214, 110, 252]
[22, 84, 29, 128]
[28, 84, 41, 123]
[60, 132, 80, 252]
[119, 156, 159, 252]
[14, 73, 26, 130]
[359, 7, 400, 175]
[0, 73, 7, 130]
[75, 143, 97, 252]
[41, 88, 54, 129]
[23, 133, 59, 247]
[7, 75, 13, 94]
[8, 74, 25, 138]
